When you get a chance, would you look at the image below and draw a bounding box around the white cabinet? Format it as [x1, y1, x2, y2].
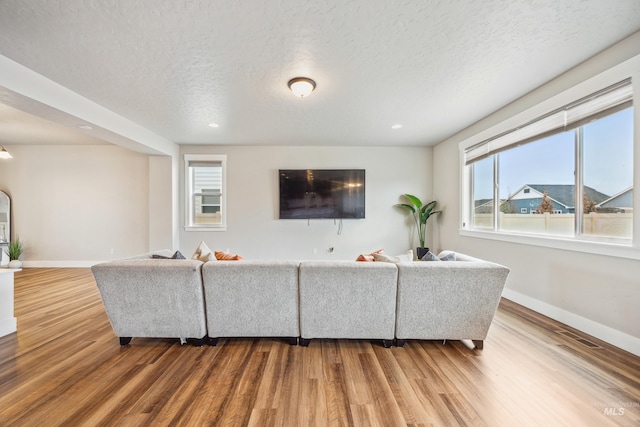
[0, 269, 19, 337]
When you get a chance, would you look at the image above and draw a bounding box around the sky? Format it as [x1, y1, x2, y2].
[474, 108, 633, 200]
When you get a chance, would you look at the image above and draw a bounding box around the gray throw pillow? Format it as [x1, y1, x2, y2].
[440, 252, 456, 261]
[152, 250, 187, 260]
[421, 251, 440, 261]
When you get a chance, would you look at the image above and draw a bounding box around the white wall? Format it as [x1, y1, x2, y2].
[148, 155, 175, 251]
[433, 34, 640, 355]
[179, 146, 433, 260]
[0, 144, 150, 265]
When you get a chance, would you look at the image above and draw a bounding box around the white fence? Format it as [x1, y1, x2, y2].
[473, 213, 632, 238]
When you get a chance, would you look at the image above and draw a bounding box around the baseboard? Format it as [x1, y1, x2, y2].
[0, 317, 17, 337]
[502, 288, 640, 357]
[21, 260, 104, 268]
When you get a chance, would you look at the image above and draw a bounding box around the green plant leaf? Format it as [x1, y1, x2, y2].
[8, 236, 23, 260]
[394, 203, 416, 213]
[395, 196, 441, 249]
[403, 194, 422, 209]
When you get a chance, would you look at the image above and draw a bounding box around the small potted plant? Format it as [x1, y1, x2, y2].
[8, 236, 23, 269]
[394, 194, 441, 259]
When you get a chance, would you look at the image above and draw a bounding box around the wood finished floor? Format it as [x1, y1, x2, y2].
[0, 268, 639, 426]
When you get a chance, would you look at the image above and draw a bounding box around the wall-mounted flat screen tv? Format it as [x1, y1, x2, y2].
[279, 169, 365, 219]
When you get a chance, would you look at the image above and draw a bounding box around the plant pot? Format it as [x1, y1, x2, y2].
[8, 259, 22, 269]
[416, 247, 429, 260]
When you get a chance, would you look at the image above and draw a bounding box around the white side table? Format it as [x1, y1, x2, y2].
[0, 268, 20, 337]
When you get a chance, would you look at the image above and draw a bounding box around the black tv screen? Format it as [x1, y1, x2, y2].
[279, 169, 365, 219]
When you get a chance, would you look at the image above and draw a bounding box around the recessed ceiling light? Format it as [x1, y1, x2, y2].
[77, 124, 93, 130]
[208, 123, 219, 128]
[391, 124, 403, 129]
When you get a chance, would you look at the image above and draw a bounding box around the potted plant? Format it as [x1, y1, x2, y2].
[8, 236, 23, 269]
[394, 194, 441, 259]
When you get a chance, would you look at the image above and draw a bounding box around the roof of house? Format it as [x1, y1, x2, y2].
[512, 184, 610, 208]
[475, 199, 493, 208]
[597, 186, 633, 209]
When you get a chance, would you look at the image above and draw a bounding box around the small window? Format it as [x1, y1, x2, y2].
[521, 208, 528, 214]
[185, 154, 227, 230]
[524, 188, 530, 194]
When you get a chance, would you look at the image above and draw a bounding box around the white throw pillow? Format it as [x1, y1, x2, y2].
[192, 241, 215, 262]
[373, 250, 413, 263]
[397, 249, 414, 262]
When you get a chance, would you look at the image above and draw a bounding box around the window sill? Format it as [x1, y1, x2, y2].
[459, 229, 640, 260]
[184, 226, 227, 232]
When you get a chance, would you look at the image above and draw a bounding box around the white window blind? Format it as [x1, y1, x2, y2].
[465, 78, 633, 165]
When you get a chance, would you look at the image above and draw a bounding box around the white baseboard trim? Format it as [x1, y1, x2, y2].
[0, 317, 17, 337]
[502, 288, 640, 357]
[22, 260, 104, 268]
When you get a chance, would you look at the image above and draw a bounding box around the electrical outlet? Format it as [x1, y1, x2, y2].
[312, 248, 318, 254]
[110, 248, 115, 254]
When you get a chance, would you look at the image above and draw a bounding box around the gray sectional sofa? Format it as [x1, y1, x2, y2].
[91, 250, 509, 349]
[395, 251, 510, 349]
[299, 261, 398, 347]
[202, 260, 300, 345]
[91, 250, 208, 346]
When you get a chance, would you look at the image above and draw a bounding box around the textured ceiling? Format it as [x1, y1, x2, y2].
[0, 0, 639, 148]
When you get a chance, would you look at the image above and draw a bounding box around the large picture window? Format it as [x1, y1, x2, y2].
[185, 154, 227, 230]
[465, 79, 633, 243]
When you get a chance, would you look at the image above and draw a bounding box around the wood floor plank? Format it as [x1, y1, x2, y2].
[1, 268, 639, 426]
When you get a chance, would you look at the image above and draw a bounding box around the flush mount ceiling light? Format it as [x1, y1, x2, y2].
[287, 77, 316, 98]
[0, 146, 12, 159]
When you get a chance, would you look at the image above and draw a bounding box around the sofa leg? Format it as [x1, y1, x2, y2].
[382, 339, 393, 348]
[287, 337, 299, 346]
[300, 338, 311, 347]
[208, 337, 219, 346]
[119, 337, 132, 346]
[472, 340, 484, 350]
[395, 339, 406, 348]
[188, 337, 206, 347]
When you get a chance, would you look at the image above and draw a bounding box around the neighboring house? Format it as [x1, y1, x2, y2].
[597, 186, 633, 212]
[505, 184, 609, 214]
[474, 198, 494, 214]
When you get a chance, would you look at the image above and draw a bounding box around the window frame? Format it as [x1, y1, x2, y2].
[184, 154, 227, 232]
[459, 66, 640, 261]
